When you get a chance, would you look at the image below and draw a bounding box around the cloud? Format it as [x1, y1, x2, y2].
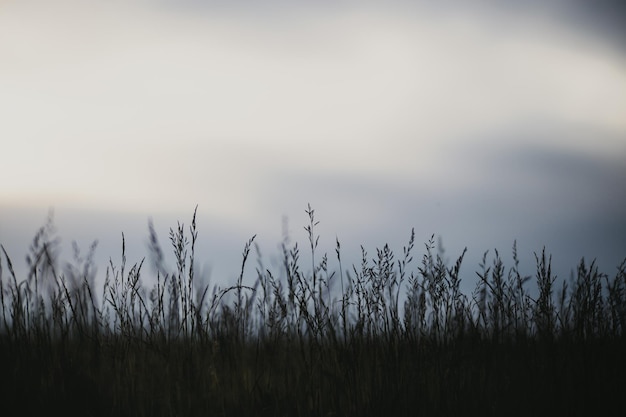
[1, 0, 625, 289]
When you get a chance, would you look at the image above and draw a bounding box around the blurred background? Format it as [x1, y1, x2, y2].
[1, 0, 625, 294]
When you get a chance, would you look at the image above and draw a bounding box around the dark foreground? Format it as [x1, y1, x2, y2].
[2, 335, 625, 416]
[1, 208, 625, 416]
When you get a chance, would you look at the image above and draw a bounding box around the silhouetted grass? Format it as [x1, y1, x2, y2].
[1, 205, 624, 416]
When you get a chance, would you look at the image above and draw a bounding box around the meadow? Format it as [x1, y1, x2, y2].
[1, 205, 625, 416]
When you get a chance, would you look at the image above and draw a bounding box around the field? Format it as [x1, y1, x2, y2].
[1, 206, 625, 416]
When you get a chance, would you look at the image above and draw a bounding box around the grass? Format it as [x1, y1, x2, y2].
[1, 204, 625, 416]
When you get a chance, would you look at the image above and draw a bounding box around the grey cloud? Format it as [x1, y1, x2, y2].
[154, 0, 626, 50]
[255, 124, 626, 293]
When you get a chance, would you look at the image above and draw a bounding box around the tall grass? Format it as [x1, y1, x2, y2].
[1, 205, 624, 416]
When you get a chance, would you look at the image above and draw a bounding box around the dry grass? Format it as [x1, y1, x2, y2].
[1, 205, 624, 416]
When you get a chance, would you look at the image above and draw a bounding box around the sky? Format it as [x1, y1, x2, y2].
[1, 0, 625, 296]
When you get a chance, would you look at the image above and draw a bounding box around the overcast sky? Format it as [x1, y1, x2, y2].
[1, 0, 625, 293]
